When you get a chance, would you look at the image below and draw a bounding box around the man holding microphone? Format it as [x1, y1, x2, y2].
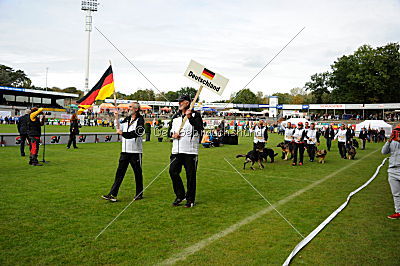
[28, 107, 46, 166]
[102, 102, 145, 202]
[169, 95, 203, 208]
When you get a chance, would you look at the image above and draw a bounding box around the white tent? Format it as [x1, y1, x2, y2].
[355, 120, 393, 137]
[281, 118, 310, 127]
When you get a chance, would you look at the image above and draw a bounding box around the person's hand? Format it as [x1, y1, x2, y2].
[172, 133, 181, 139]
[185, 109, 192, 118]
[116, 129, 122, 135]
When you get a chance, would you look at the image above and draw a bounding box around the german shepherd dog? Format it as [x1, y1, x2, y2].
[236, 142, 265, 170]
[315, 149, 328, 163]
[347, 146, 357, 160]
[277, 142, 291, 160]
[260, 148, 279, 163]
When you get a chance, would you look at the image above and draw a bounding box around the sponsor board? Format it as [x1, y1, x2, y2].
[0, 133, 122, 147]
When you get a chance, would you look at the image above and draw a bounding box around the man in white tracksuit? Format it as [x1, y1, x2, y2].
[283, 122, 294, 159]
[334, 124, 348, 159]
[102, 102, 145, 202]
[305, 123, 320, 162]
[292, 122, 307, 166]
[381, 124, 400, 219]
[251, 120, 268, 150]
[169, 95, 203, 208]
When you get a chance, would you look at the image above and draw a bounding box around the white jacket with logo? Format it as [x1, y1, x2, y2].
[293, 128, 306, 144]
[284, 127, 294, 142]
[334, 129, 347, 143]
[252, 126, 268, 143]
[306, 129, 319, 144]
[116, 115, 144, 153]
[170, 112, 203, 155]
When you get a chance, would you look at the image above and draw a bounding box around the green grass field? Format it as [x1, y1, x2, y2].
[0, 128, 398, 265]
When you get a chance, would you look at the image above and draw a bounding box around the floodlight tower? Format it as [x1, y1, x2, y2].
[81, 0, 99, 92]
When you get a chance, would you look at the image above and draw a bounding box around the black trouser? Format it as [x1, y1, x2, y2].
[361, 138, 366, 149]
[307, 144, 316, 161]
[326, 138, 332, 151]
[253, 141, 265, 151]
[109, 153, 143, 197]
[67, 133, 77, 148]
[293, 142, 305, 164]
[338, 142, 347, 158]
[20, 134, 30, 155]
[169, 154, 198, 202]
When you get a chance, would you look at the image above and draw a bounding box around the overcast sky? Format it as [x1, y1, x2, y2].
[1, 0, 399, 101]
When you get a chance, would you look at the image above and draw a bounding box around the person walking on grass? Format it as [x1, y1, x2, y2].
[17, 109, 31, 156]
[67, 114, 81, 149]
[305, 122, 320, 162]
[381, 124, 400, 219]
[292, 122, 307, 166]
[169, 95, 203, 208]
[283, 122, 294, 159]
[324, 124, 335, 151]
[102, 102, 145, 202]
[334, 124, 348, 159]
[359, 127, 368, 150]
[251, 120, 268, 150]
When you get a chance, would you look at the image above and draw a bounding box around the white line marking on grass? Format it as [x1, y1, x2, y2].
[94, 158, 175, 240]
[159, 149, 379, 265]
[225, 158, 305, 239]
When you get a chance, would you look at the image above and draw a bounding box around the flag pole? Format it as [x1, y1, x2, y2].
[110, 60, 120, 130]
[178, 85, 203, 133]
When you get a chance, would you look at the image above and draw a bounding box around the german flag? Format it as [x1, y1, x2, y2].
[201, 68, 215, 80]
[77, 66, 115, 112]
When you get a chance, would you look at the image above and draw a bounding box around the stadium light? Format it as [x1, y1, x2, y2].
[81, 0, 99, 92]
[45, 67, 48, 91]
